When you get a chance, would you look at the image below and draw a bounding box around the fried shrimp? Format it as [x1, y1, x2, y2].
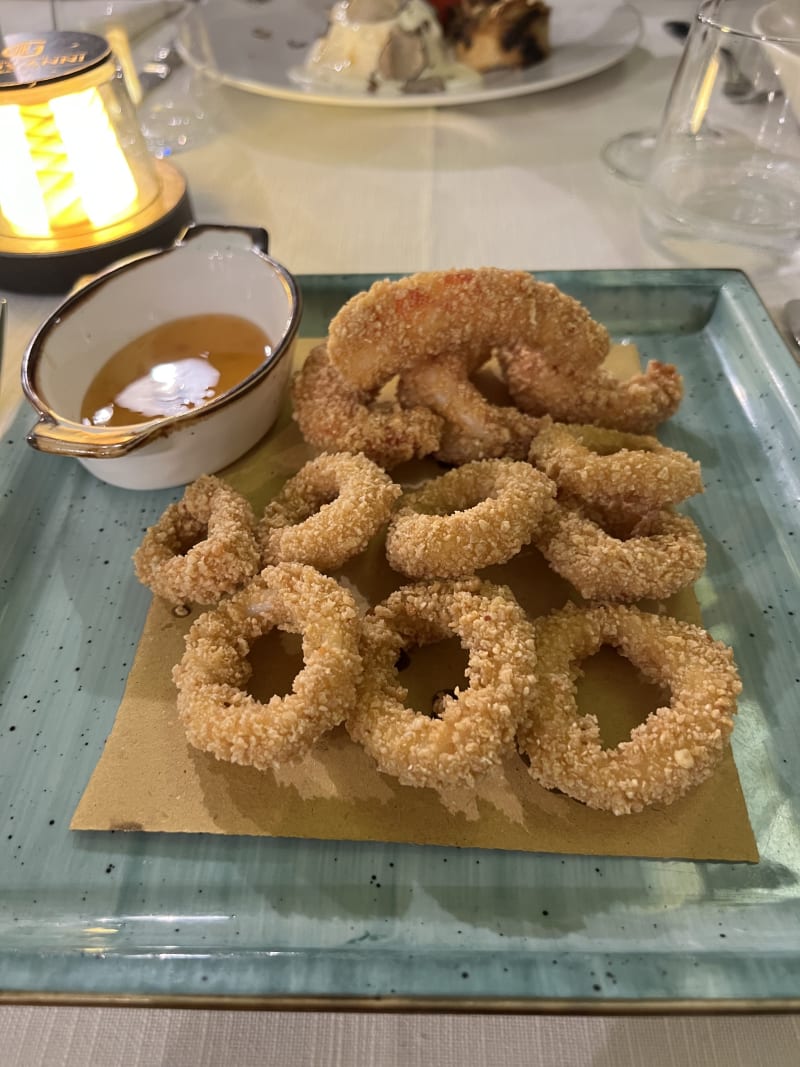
[397, 350, 541, 465]
[347, 579, 537, 794]
[327, 268, 543, 390]
[258, 452, 401, 572]
[529, 419, 704, 513]
[533, 498, 707, 602]
[386, 459, 556, 580]
[522, 279, 610, 373]
[517, 602, 741, 814]
[291, 345, 442, 469]
[173, 563, 362, 770]
[133, 475, 260, 605]
[499, 346, 683, 433]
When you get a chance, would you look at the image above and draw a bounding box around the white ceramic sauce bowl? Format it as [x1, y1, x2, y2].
[22, 224, 302, 490]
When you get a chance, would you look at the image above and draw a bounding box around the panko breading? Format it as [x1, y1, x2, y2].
[258, 451, 401, 572]
[518, 602, 742, 814]
[291, 344, 442, 469]
[347, 579, 537, 796]
[386, 458, 556, 580]
[173, 563, 362, 770]
[133, 475, 260, 605]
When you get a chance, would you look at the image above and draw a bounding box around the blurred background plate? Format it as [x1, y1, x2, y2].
[176, 0, 643, 109]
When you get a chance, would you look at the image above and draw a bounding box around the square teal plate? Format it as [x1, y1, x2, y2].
[1, 269, 799, 1011]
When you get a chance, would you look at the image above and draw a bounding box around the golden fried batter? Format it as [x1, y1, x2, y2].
[258, 452, 401, 572]
[327, 268, 542, 390]
[133, 475, 260, 605]
[386, 459, 556, 579]
[291, 345, 442, 469]
[347, 579, 537, 795]
[397, 350, 541, 465]
[518, 602, 741, 814]
[173, 563, 362, 770]
[500, 346, 683, 433]
[529, 418, 703, 512]
[534, 497, 707, 602]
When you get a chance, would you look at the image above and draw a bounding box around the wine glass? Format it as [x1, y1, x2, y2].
[601, 17, 694, 183]
[601, 128, 661, 184]
[601, 11, 776, 183]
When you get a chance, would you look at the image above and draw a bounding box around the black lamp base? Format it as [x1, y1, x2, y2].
[0, 162, 193, 296]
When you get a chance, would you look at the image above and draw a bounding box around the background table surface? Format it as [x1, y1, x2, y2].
[1, 0, 799, 1062]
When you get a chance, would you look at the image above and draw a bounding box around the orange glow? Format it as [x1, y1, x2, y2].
[0, 86, 139, 239]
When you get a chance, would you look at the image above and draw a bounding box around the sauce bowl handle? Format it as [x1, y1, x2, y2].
[179, 223, 270, 253]
[27, 417, 149, 458]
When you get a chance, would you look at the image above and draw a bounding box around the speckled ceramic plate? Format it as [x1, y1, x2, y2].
[177, 0, 642, 109]
[1, 269, 799, 1010]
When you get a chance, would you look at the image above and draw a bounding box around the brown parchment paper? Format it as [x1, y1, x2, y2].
[72, 341, 758, 862]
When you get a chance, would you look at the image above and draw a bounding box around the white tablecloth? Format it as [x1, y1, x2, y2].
[1, 0, 798, 1061]
[2, 1008, 800, 1066]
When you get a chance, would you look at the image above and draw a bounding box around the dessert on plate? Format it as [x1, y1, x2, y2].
[293, 0, 479, 95]
[293, 0, 553, 94]
[446, 0, 552, 73]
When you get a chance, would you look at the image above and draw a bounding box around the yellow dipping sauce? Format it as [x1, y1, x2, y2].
[80, 313, 271, 427]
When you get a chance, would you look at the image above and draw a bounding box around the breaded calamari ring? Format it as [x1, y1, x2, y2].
[533, 498, 706, 602]
[386, 459, 556, 579]
[291, 345, 442, 469]
[499, 346, 683, 433]
[517, 602, 741, 814]
[347, 579, 537, 794]
[397, 350, 541, 465]
[133, 474, 259, 605]
[327, 268, 543, 390]
[529, 419, 703, 512]
[173, 563, 362, 770]
[258, 452, 401, 572]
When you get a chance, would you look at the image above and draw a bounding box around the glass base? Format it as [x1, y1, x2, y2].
[640, 154, 800, 272]
[601, 129, 658, 185]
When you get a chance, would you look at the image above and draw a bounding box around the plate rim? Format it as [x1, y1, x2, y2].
[4, 991, 800, 1014]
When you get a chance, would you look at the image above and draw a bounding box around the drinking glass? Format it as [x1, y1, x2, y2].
[640, 0, 800, 270]
[52, 0, 218, 157]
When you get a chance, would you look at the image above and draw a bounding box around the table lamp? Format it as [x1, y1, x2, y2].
[0, 31, 192, 294]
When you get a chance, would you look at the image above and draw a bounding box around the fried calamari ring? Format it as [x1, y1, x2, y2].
[133, 474, 260, 605]
[386, 459, 556, 579]
[499, 346, 683, 433]
[533, 498, 706, 602]
[397, 350, 541, 465]
[347, 579, 537, 793]
[291, 345, 442, 469]
[327, 268, 543, 390]
[173, 563, 362, 770]
[529, 419, 703, 513]
[258, 452, 401, 572]
[517, 602, 741, 813]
